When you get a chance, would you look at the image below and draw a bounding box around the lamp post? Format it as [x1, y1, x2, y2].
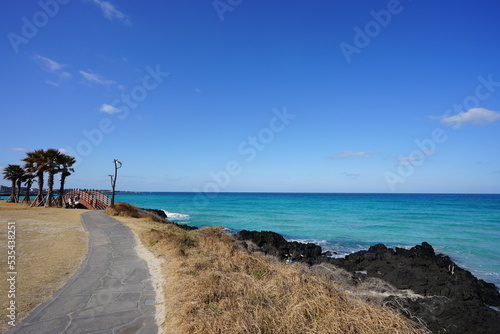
[110, 159, 122, 205]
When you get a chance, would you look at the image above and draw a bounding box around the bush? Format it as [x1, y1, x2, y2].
[105, 202, 165, 222]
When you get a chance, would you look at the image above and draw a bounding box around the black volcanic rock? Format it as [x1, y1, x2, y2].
[330, 242, 500, 305]
[236, 230, 500, 334]
[329, 242, 500, 334]
[140, 208, 197, 231]
[236, 230, 321, 265]
[140, 208, 168, 219]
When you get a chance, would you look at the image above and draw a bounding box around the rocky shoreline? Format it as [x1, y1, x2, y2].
[236, 230, 500, 334]
[141, 208, 197, 230]
[143, 208, 500, 333]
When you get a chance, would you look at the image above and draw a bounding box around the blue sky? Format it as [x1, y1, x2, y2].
[1, 0, 499, 193]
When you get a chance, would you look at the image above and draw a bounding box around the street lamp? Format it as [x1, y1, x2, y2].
[110, 159, 122, 205]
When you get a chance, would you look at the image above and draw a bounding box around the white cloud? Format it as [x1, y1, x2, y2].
[60, 71, 72, 80]
[332, 151, 374, 159]
[437, 108, 500, 128]
[58, 148, 70, 154]
[45, 80, 60, 87]
[8, 147, 26, 152]
[93, 0, 129, 23]
[398, 156, 422, 166]
[33, 54, 66, 72]
[33, 55, 72, 87]
[343, 172, 360, 177]
[79, 70, 115, 85]
[100, 103, 120, 114]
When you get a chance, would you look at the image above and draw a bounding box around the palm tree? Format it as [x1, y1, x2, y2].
[2, 165, 17, 202]
[2, 165, 24, 203]
[23, 149, 48, 206]
[56, 153, 76, 207]
[43, 149, 62, 208]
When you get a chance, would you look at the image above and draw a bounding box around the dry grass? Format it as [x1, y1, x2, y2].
[105, 202, 165, 222]
[112, 203, 428, 334]
[0, 201, 88, 332]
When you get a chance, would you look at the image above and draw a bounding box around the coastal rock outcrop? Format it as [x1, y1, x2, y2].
[236, 230, 500, 334]
[237, 230, 321, 265]
[140, 208, 198, 231]
[141, 208, 168, 219]
[330, 242, 500, 334]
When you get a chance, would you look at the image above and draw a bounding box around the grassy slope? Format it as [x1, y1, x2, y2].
[109, 203, 428, 334]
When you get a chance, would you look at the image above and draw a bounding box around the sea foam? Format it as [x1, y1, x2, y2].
[162, 210, 190, 222]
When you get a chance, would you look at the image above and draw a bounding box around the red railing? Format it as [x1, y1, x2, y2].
[64, 189, 111, 210]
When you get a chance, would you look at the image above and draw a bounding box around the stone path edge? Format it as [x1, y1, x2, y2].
[8, 211, 95, 330]
[6, 210, 159, 334]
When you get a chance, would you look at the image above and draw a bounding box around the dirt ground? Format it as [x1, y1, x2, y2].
[0, 201, 88, 332]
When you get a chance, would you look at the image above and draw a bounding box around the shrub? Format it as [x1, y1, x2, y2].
[105, 202, 165, 222]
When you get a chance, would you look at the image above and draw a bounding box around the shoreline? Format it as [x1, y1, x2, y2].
[235, 229, 500, 334]
[283, 236, 500, 289]
[3, 199, 498, 333]
[146, 204, 500, 333]
[178, 222, 500, 289]
[113, 205, 428, 333]
[115, 191, 500, 289]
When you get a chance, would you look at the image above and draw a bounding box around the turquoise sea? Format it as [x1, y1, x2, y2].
[115, 193, 499, 287]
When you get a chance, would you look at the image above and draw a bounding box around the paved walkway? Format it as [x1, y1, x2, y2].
[7, 211, 158, 334]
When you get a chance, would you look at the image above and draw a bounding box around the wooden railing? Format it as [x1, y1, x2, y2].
[64, 189, 111, 210]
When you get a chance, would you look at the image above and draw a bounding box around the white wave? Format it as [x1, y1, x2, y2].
[393, 244, 413, 250]
[487, 305, 500, 312]
[288, 238, 329, 246]
[287, 238, 353, 258]
[162, 210, 190, 221]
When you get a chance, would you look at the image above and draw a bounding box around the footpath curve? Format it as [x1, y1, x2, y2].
[7, 211, 158, 334]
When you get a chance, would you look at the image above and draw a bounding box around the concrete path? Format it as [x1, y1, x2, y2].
[7, 211, 158, 334]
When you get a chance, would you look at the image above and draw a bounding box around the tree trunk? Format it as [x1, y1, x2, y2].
[23, 179, 33, 203]
[57, 173, 67, 207]
[45, 171, 54, 208]
[15, 178, 22, 203]
[9, 180, 16, 203]
[31, 172, 44, 207]
[34, 171, 44, 206]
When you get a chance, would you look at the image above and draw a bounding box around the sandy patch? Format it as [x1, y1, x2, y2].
[133, 232, 166, 333]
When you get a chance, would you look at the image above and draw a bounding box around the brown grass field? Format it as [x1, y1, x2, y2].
[0, 201, 88, 333]
[109, 203, 429, 334]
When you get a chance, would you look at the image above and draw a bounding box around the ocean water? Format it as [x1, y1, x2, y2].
[116, 192, 500, 287]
